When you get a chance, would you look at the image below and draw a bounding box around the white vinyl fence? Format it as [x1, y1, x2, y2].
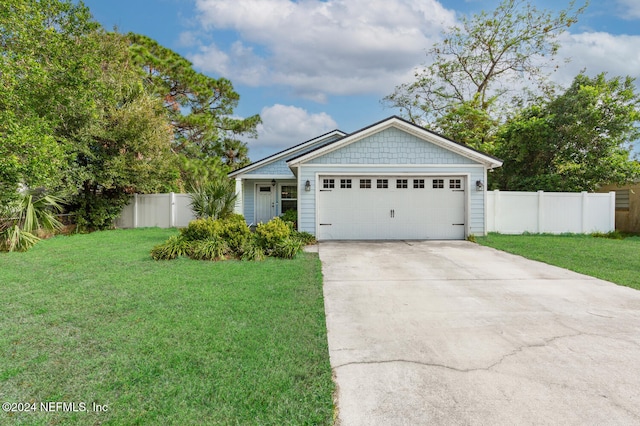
[115, 193, 196, 228]
[486, 190, 616, 234]
[116, 191, 616, 234]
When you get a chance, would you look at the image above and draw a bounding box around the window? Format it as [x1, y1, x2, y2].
[449, 179, 461, 189]
[323, 179, 335, 189]
[615, 190, 630, 210]
[340, 179, 352, 189]
[413, 179, 425, 189]
[377, 179, 388, 189]
[360, 179, 371, 189]
[433, 179, 444, 189]
[259, 186, 271, 192]
[280, 185, 297, 213]
[396, 179, 408, 189]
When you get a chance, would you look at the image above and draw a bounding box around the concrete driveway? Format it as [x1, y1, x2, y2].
[319, 241, 640, 426]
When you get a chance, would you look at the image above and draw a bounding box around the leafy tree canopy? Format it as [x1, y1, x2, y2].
[128, 34, 261, 170]
[1, 0, 259, 231]
[494, 73, 640, 191]
[383, 0, 586, 151]
[0, 0, 99, 201]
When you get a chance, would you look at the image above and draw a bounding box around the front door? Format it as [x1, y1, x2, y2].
[256, 185, 275, 224]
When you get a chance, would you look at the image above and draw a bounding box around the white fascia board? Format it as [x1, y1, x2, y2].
[233, 174, 296, 180]
[301, 163, 486, 168]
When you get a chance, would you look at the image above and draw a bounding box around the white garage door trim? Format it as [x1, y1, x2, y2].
[315, 170, 471, 240]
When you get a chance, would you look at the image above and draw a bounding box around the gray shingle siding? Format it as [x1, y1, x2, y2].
[308, 128, 476, 165]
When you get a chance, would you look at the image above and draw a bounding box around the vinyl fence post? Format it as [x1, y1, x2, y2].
[133, 193, 138, 229]
[170, 192, 176, 228]
[581, 191, 588, 233]
[493, 189, 500, 233]
[537, 190, 544, 233]
[609, 191, 616, 232]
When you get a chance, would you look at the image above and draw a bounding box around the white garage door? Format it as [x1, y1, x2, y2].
[317, 176, 466, 240]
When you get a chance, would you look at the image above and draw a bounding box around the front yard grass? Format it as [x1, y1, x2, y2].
[476, 233, 640, 290]
[0, 228, 334, 425]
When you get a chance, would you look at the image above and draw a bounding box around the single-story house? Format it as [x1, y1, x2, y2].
[597, 181, 640, 233]
[229, 116, 503, 240]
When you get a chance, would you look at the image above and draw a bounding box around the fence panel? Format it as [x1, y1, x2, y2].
[115, 193, 196, 229]
[486, 191, 615, 234]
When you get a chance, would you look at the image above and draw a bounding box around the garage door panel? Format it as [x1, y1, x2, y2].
[317, 176, 465, 240]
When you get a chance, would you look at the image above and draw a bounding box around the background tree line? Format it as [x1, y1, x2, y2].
[0, 0, 260, 234]
[384, 0, 640, 191]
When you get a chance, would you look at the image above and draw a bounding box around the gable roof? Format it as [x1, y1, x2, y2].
[228, 129, 346, 178]
[287, 116, 503, 168]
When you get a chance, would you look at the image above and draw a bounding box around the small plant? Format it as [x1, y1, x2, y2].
[150, 236, 193, 260]
[239, 237, 266, 261]
[218, 213, 250, 251]
[0, 189, 64, 252]
[292, 230, 316, 245]
[466, 234, 477, 243]
[189, 178, 237, 220]
[273, 237, 304, 259]
[591, 231, 625, 240]
[191, 239, 230, 261]
[256, 217, 291, 251]
[180, 218, 221, 241]
[280, 210, 297, 229]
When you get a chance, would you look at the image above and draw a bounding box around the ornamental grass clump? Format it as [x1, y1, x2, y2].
[150, 235, 193, 260]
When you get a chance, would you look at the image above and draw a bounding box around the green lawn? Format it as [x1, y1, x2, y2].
[476, 233, 640, 290]
[0, 228, 334, 425]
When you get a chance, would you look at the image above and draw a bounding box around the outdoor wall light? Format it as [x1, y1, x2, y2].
[476, 180, 484, 191]
[271, 179, 276, 187]
[305, 180, 311, 191]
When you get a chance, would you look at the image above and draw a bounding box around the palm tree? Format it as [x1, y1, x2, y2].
[188, 178, 237, 220]
[0, 190, 64, 252]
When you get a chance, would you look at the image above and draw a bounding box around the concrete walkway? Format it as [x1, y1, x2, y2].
[319, 241, 640, 426]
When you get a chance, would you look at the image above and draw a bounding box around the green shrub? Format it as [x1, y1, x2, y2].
[291, 230, 316, 245]
[239, 237, 266, 261]
[273, 237, 304, 259]
[256, 217, 291, 250]
[218, 213, 250, 251]
[180, 218, 221, 241]
[191, 239, 230, 261]
[151, 236, 193, 260]
[280, 210, 297, 229]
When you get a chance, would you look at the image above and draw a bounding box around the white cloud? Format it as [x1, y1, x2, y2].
[245, 104, 338, 160]
[189, 41, 270, 86]
[553, 32, 640, 87]
[618, 0, 640, 20]
[191, 0, 456, 98]
[177, 31, 198, 47]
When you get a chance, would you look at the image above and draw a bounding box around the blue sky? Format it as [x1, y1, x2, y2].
[80, 0, 640, 160]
